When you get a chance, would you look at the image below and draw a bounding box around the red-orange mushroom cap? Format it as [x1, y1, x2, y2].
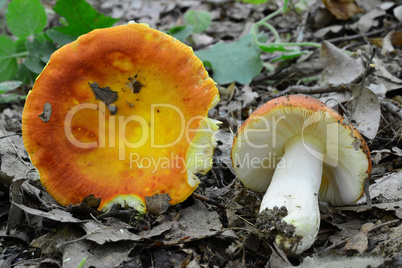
[22, 23, 220, 212]
[231, 95, 371, 254]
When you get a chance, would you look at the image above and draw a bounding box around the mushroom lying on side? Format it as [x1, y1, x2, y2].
[231, 95, 371, 255]
[22, 23, 220, 212]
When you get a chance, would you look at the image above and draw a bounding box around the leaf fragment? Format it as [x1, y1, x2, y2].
[38, 102, 52, 123]
[322, 0, 363, 20]
[349, 85, 381, 139]
[320, 41, 365, 86]
[6, 0, 47, 38]
[145, 193, 172, 216]
[0, 36, 18, 81]
[52, 0, 119, 36]
[11, 202, 84, 223]
[89, 82, 118, 105]
[184, 10, 211, 34]
[196, 34, 264, 85]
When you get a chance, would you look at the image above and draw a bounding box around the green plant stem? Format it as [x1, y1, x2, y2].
[261, 22, 280, 42]
[0, 51, 29, 60]
[76, 257, 86, 268]
[251, 0, 320, 50]
[251, 7, 284, 44]
[267, 42, 321, 48]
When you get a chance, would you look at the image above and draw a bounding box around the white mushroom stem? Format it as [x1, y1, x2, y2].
[259, 134, 326, 255]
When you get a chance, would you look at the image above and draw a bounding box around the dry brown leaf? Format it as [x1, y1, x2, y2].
[62, 239, 134, 268]
[314, 25, 343, 39]
[320, 41, 365, 85]
[343, 223, 373, 253]
[343, 231, 368, 253]
[218, 82, 236, 101]
[30, 226, 83, 258]
[6, 179, 25, 233]
[162, 199, 222, 244]
[241, 85, 258, 107]
[337, 200, 402, 218]
[11, 202, 83, 223]
[355, 9, 386, 33]
[80, 221, 142, 245]
[380, 31, 401, 54]
[349, 85, 381, 139]
[145, 193, 172, 216]
[390, 31, 402, 47]
[394, 5, 402, 22]
[300, 255, 384, 267]
[322, 0, 363, 20]
[354, 0, 382, 12]
[369, 171, 402, 202]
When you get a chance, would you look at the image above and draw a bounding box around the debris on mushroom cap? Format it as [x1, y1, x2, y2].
[231, 95, 372, 206]
[22, 23, 220, 212]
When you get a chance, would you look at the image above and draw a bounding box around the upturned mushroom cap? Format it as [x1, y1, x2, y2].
[22, 23, 220, 212]
[231, 95, 372, 206]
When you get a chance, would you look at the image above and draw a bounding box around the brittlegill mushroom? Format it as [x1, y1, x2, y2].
[231, 95, 371, 255]
[22, 22, 220, 212]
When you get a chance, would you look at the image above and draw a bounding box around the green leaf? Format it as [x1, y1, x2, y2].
[24, 38, 56, 74]
[166, 25, 193, 42]
[0, 80, 22, 94]
[46, 28, 77, 46]
[0, 80, 25, 103]
[184, 10, 211, 34]
[53, 0, 119, 36]
[271, 51, 307, 62]
[258, 43, 296, 53]
[34, 32, 52, 43]
[195, 34, 264, 85]
[0, 35, 18, 81]
[6, 0, 47, 38]
[14, 38, 27, 53]
[0, 93, 26, 103]
[16, 63, 36, 84]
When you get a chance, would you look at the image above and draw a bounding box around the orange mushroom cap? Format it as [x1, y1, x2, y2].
[22, 23, 220, 212]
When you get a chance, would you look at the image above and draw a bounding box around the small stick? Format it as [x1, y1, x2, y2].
[192, 193, 226, 209]
[326, 28, 386, 44]
[0, 134, 20, 139]
[380, 99, 402, 119]
[0, 124, 30, 169]
[366, 219, 400, 233]
[269, 84, 351, 98]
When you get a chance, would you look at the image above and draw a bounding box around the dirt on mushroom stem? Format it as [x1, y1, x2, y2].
[256, 206, 304, 256]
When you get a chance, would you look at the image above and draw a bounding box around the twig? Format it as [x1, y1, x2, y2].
[325, 23, 401, 44]
[380, 99, 402, 119]
[235, 214, 255, 227]
[0, 134, 21, 139]
[360, 47, 376, 88]
[269, 84, 352, 98]
[192, 193, 226, 209]
[367, 219, 400, 233]
[0, 124, 30, 169]
[318, 237, 349, 254]
[295, 8, 310, 43]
